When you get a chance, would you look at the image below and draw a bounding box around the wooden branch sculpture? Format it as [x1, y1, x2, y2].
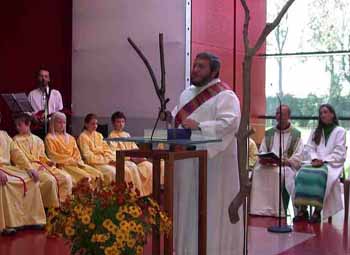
[228, 0, 296, 224]
[127, 34, 171, 123]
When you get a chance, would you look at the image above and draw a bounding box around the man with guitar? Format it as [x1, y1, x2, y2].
[28, 68, 63, 138]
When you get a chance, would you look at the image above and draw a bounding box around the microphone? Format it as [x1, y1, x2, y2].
[276, 93, 282, 106]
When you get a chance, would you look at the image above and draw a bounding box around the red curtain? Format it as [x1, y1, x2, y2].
[0, 0, 72, 135]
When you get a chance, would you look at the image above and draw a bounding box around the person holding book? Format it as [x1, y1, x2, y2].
[250, 104, 304, 217]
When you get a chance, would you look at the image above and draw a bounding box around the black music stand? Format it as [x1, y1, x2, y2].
[1, 93, 34, 114]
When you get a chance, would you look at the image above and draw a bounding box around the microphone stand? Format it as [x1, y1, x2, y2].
[42, 84, 50, 136]
[267, 94, 292, 233]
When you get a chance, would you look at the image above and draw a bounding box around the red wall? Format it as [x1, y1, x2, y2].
[192, 0, 266, 141]
[0, 1, 72, 134]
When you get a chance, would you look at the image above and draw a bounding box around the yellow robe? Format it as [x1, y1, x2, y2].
[14, 133, 73, 206]
[248, 138, 258, 169]
[77, 130, 116, 184]
[77, 130, 145, 195]
[0, 131, 46, 230]
[108, 130, 153, 195]
[45, 133, 104, 186]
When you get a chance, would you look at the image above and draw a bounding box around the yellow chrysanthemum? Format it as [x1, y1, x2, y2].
[88, 223, 96, 230]
[91, 234, 98, 243]
[129, 211, 139, 218]
[73, 204, 83, 214]
[65, 227, 75, 237]
[110, 225, 118, 235]
[104, 245, 119, 255]
[92, 234, 109, 243]
[85, 207, 93, 215]
[136, 246, 143, 255]
[127, 238, 136, 248]
[102, 219, 113, 229]
[120, 221, 129, 231]
[66, 216, 76, 224]
[102, 234, 110, 242]
[136, 224, 143, 233]
[104, 247, 113, 255]
[129, 205, 142, 218]
[129, 221, 137, 231]
[81, 215, 91, 225]
[116, 239, 124, 249]
[120, 205, 128, 213]
[148, 198, 160, 210]
[115, 211, 125, 221]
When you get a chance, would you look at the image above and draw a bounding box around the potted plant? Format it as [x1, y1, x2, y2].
[46, 179, 171, 255]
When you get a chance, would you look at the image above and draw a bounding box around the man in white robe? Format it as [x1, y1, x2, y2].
[250, 105, 303, 217]
[172, 52, 243, 255]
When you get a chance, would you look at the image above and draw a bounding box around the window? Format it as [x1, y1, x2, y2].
[263, 0, 350, 176]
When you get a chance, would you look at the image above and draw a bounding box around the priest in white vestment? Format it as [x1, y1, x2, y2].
[250, 105, 303, 217]
[172, 52, 243, 255]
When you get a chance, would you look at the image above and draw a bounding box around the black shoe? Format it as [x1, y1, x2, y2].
[23, 224, 45, 230]
[1, 228, 17, 236]
[309, 213, 321, 224]
[293, 210, 309, 223]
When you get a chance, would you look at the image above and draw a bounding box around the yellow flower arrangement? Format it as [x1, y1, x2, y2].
[46, 179, 171, 255]
[115, 211, 125, 221]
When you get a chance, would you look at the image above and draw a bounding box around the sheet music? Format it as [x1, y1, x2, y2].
[1, 93, 34, 113]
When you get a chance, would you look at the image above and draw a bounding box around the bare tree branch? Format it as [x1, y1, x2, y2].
[281, 26, 288, 50]
[253, 0, 295, 54]
[159, 33, 166, 94]
[229, 0, 296, 226]
[128, 37, 162, 100]
[240, 0, 251, 52]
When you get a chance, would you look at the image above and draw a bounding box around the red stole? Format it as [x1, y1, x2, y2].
[174, 82, 231, 128]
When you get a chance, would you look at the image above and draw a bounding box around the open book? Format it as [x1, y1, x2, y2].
[256, 152, 280, 161]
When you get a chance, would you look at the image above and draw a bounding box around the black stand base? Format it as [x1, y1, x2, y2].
[267, 225, 292, 233]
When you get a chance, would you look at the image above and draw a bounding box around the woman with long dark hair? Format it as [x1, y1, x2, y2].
[293, 104, 346, 223]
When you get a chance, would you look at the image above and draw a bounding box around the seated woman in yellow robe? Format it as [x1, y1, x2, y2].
[78, 113, 145, 193]
[13, 113, 73, 207]
[0, 112, 46, 234]
[45, 112, 104, 186]
[108, 111, 153, 195]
